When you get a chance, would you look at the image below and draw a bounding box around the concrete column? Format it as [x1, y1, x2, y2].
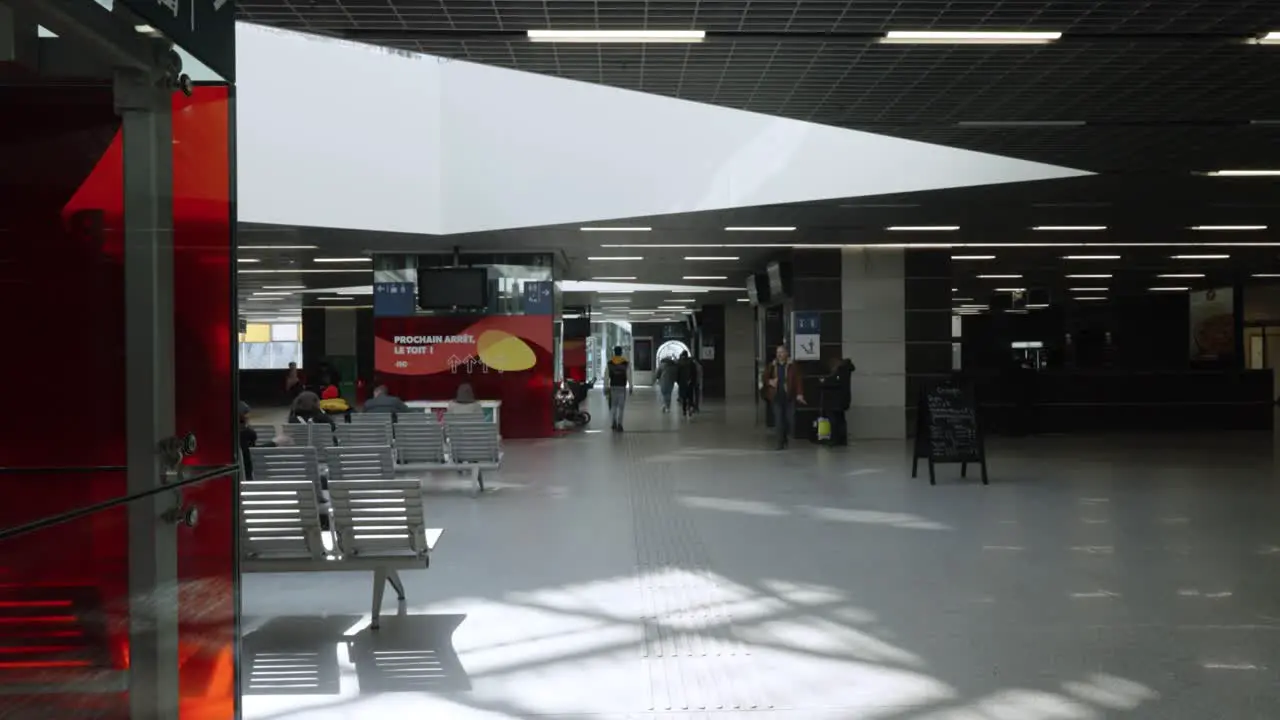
[723, 302, 756, 399]
[841, 247, 907, 439]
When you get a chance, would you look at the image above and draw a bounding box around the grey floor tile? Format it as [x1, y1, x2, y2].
[243, 389, 1280, 719]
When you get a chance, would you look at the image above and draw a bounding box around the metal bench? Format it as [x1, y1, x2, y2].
[240, 475, 442, 630]
[395, 420, 447, 467]
[445, 420, 502, 493]
[352, 412, 395, 426]
[250, 446, 324, 504]
[327, 445, 396, 482]
[327, 478, 443, 628]
[336, 423, 393, 448]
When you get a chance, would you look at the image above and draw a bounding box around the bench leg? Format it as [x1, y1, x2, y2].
[386, 569, 406, 601]
[371, 567, 388, 630]
[474, 467, 485, 494]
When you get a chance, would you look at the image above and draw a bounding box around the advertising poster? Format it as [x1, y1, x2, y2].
[375, 315, 555, 437]
[1189, 287, 1235, 362]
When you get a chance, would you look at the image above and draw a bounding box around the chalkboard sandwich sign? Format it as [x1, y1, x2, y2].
[912, 381, 988, 485]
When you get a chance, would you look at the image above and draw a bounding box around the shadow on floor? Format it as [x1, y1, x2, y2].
[345, 613, 470, 693]
[242, 615, 362, 696]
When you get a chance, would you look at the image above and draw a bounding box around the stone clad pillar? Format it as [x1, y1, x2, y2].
[841, 247, 907, 438]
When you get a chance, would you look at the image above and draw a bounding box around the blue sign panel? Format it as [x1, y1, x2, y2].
[524, 280, 554, 315]
[374, 281, 416, 317]
[794, 312, 821, 334]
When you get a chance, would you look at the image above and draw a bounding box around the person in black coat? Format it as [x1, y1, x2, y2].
[822, 358, 855, 445]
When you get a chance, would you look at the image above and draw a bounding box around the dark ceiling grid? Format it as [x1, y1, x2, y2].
[238, 1, 1280, 173]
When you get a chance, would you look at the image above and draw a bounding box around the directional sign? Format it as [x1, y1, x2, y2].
[374, 281, 416, 317]
[121, 0, 236, 81]
[523, 280, 553, 315]
[792, 311, 821, 361]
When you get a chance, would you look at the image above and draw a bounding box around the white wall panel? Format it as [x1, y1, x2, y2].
[233, 25, 1088, 235]
[438, 59, 1088, 234]
[235, 25, 442, 234]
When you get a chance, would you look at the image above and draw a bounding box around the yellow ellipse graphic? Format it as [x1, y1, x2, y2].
[477, 330, 537, 372]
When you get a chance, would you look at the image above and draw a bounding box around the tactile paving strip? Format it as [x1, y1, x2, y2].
[622, 439, 772, 712]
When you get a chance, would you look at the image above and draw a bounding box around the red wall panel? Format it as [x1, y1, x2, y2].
[375, 315, 554, 438]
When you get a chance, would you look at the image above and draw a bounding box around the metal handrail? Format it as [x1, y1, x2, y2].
[0, 463, 240, 543]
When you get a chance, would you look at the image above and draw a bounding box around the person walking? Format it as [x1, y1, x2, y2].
[606, 345, 632, 431]
[657, 357, 677, 412]
[762, 344, 805, 449]
[676, 351, 696, 418]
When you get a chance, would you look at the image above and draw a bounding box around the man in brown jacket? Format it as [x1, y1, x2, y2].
[762, 344, 805, 449]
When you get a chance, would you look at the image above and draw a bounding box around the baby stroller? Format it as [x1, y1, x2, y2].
[555, 378, 592, 427]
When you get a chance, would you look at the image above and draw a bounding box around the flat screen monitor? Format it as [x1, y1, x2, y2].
[766, 261, 791, 298]
[747, 273, 770, 305]
[417, 268, 488, 310]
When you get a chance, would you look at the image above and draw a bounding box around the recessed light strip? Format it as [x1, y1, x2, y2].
[887, 225, 960, 231]
[882, 30, 1062, 44]
[580, 227, 652, 232]
[529, 29, 705, 43]
[1034, 226, 1107, 231]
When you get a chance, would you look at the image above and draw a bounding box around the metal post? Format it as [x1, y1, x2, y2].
[116, 65, 180, 720]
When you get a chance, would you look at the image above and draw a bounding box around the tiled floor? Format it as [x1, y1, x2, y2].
[243, 389, 1280, 719]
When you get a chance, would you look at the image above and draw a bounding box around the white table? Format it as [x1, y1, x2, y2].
[405, 399, 502, 426]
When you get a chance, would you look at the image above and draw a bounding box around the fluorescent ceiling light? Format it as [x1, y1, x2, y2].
[245, 297, 281, 302]
[1067, 274, 1112, 279]
[588, 256, 644, 261]
[238, 245, 318, 250]
[592, 276, 637, 280]
[994, 288, 1027, 292]
[1075, 297, 1107, 301]
[237, 258, 260, 263]
[1259, 31, 1280, 45]
[1158, 273, 1205, 278]
[598, 299, 631, 303]
[238, 269, 363, 274]
[252, 291, 295, 296]
[1206, 170, 1280, 176]
[318, 296, 356, 301]
[683, 276, 728, 280]
[952, 255, 995, 260]
[667, 299, 695, 303]
[314, 257, 371, 263]
[627, 310, 656, 315]
[1253, 273, 1280, 278]
[736, 298, 750, 303]
[1191, 225, 1266, 231]
[1172, 254, 1229, 260]
[1034, 226, 1107, 231]
[977, 274, 1022, 279]
[597, 290, 635, 294]
[529, 29, 705, 43]
[888, 225, 960, 231]
[1069, 287, 1108, 292]
[953, 297, 974, 302]
[882, 30, 1061, 44]
[958, 304, 989, 309]
[684, 256, 741, 261]
[1027, 303, 1050, 309]
[658, 306, 688, 310]
[1150, 287, 1190, 292]
[581, 226, 652, 232]
[724, 226, 796, 232]
[263, 285, 306, 290]
[1063, 255, 1120, 260]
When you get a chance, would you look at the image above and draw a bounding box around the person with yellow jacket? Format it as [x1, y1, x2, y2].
[761, 344, 806, 449]
[606, 346, 632, 432]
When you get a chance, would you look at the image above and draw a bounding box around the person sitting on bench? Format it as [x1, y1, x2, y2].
[364, 384, 412, 414]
